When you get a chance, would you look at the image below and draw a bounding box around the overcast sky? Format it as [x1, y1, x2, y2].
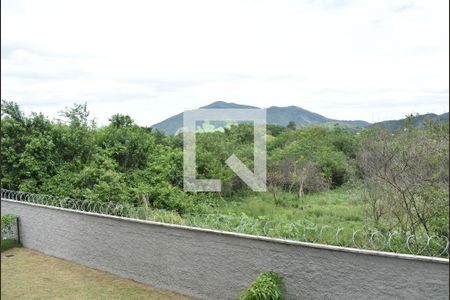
[1, 0, 449, 126]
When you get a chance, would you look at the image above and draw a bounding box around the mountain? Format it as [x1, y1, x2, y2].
[202, 101, 258, 109]
[372, 112, 449, 131]
[151, 101, 370, 134]
[149, 101, 258, 134]
[266, 105, 369, 128]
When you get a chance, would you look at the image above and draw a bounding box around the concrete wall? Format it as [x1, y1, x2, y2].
[2, 199, 448, 300]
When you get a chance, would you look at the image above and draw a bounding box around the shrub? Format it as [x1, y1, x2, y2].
[359, 125, 449, 236]
[237, 271, 285, 300]
[1, 214, 21, 251]
[1, 214, 14, 237]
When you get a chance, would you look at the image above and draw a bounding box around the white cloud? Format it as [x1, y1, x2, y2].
[1, 0, 448, 125]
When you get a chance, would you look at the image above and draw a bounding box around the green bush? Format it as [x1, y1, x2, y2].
[238, 271, 285, 300]
[1, 214, 14, 236]
[1, 214, 21, 251]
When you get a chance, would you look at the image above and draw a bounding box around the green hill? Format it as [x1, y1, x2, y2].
[372, 112, 449, 131]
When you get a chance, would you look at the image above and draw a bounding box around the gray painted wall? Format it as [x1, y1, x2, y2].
[2, 199, 449, 300]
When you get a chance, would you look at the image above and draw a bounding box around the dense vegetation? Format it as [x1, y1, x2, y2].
[1, 101, 448, 254]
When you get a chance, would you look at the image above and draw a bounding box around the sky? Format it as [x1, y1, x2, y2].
[1, 0, 449, 126]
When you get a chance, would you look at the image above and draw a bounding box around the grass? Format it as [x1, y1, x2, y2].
[118, 184, 446, 256]
[216, 183, 367, 231]
[1, 239, 21, 252]
[188, 185, 446, 257]
[1, 247, 194, 300]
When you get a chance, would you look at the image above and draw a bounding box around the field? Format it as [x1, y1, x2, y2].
[216, 183, 366, 230]
[181, 184, 446, 257]
[1, 248, 193, 300]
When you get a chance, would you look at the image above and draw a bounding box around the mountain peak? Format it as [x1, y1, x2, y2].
[201, 101, 259, 109]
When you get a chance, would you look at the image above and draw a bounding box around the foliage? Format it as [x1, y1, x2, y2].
[0, 102, 359, 200]
[268, 126, 358, 191]
[1, 214, 20, 251]
[237, 272, 284, 300]
[267, 159, 329, 200]
[359, 122, 449, 236]
[286, 121, 296, 129]
[1, 214, 15, 237]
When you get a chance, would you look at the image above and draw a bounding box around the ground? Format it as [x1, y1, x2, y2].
[1, 247, 193, 300]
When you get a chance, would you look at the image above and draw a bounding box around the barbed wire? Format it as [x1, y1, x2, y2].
[1, 189, 448, 258]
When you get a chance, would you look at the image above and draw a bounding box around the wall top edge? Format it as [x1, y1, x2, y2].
[2, 198, 448, 264]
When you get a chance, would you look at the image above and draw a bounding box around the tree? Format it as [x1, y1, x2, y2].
[58, 103, 90, 127]
[286, 121, 296, 129]
[291, 160, 329, 197]
[267, 158, 328, 200]
[359, 125, 449, 236]
[1, 100, 25, 123]
[1, 102, 58, 191]
[267, 124, 285, 137]
[269, 126, 355, 187]
[109, 114, 134, 127]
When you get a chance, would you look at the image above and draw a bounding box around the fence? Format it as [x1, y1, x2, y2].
[2, 195, 449, 299]
[1, 189, 448, 257]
